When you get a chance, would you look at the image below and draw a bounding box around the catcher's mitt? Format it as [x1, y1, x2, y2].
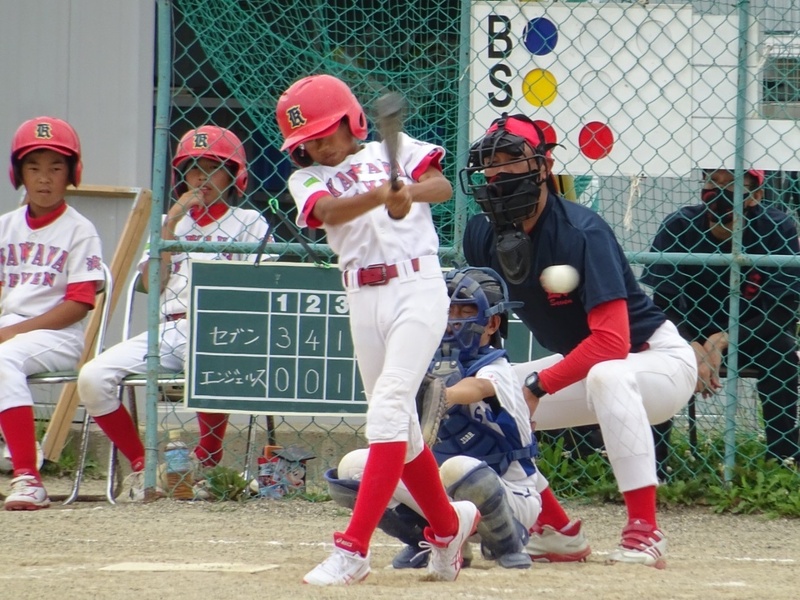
[415, 374, 449, 447]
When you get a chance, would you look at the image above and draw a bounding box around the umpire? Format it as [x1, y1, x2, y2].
[459, 113, 697, 569]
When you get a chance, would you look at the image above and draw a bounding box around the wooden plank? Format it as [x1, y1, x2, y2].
[42, 186, 152, 462]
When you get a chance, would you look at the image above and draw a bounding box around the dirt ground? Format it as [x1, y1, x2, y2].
[1, 475, 799, 600]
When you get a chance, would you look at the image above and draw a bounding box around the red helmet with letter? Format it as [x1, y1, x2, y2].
[172, 125, 248, 197]
[276, 74, 368, 166]
[9, 116, 82, 189]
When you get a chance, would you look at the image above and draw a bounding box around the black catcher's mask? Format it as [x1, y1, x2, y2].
[459, 114, 560, 285]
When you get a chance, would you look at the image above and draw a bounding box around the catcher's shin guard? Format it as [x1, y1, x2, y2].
[378, 504, 431, 569]
[443, 458, 532, 569]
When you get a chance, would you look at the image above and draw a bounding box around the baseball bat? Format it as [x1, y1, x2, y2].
[374, 92, 407, 219]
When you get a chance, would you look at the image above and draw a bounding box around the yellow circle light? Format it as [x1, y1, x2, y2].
[522, 69, 558, 107]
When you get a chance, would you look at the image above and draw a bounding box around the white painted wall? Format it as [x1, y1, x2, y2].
[0, 0, 155, 213]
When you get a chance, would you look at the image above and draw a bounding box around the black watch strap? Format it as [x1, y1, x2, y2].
[525, 372, 547, 397]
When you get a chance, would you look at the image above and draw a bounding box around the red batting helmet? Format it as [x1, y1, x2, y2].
[276, 74, 368, 166]
[9, 116, 82, 189]
[172, 126, 248, 197]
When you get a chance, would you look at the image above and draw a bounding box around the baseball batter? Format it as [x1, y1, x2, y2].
[460, 113, 697, 568]
[78, 126, 269, 501]
[1, 117, 104, 510]
[277, 74, 479, 586]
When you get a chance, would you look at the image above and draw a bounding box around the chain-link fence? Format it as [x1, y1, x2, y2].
[135, 0, 800, 500]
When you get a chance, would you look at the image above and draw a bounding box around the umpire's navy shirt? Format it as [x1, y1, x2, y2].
[463, 193, 665, 356]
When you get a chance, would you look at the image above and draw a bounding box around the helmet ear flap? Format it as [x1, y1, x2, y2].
[291, 146, 314, 168]
[234, 169, 248, 197]
[9, 164, 19, 189]
[70, 156, 83, 187]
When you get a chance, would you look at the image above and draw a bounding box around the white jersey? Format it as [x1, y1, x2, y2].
[288, 132, 445, 270]
[471, 357, 537, 484]
[0, 205, 103, 323]
[140, 206, 269, 319]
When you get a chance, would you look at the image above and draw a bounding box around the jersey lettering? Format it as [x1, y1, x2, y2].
[31, 244, 45, 266]
[51, 251, 68, 273]
[362, 180, 381, 191]
[6, 271, 57, 288]
[334, 172, 354, 192]
[325, 179, 342, 198]
[347, 164, 362, 181]
[19, 242, 34, 263]
[86, 255, 103, 271]
[1, 243, 70, 269]
[547, 292, 573, 307]
[5, 245, 17, 266]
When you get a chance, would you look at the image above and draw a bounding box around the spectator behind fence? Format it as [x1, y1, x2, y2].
[642, 168, 800, 464]
[77, 125, 270, 501]
[1, 117, 105, 510]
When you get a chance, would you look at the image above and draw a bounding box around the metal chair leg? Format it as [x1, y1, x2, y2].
[63, 411, 92, 505]
[106, 440, 119, 504]
[242, 414, 259, 483]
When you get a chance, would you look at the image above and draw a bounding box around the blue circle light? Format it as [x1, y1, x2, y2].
[524, 18, 558, 55]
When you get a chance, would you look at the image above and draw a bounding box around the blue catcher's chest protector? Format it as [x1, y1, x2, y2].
[431, 347, 538, 476]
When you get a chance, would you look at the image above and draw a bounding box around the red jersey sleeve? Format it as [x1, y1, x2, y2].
[301, 190, 330, 229]
[410, 148, 444, 181]
[64, 281, 97, 308]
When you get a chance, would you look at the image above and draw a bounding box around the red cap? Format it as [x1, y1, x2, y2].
[486, 115, 544, 151]
[747, 169, 764, 186]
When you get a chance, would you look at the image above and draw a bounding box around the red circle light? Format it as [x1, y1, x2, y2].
[579, 122, 614, 159]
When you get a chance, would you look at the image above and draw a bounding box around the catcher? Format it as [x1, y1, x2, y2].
[326, 267, 590, 569]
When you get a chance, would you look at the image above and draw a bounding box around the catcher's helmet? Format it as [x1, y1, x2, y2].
[444, 267, 522, 358]
[9, 116, 82, 189]
[276, 74, 368, 167]
[172, 126, 248, 198]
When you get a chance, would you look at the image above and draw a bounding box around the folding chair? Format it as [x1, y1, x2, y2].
[26, 262, 113, 504]
[105, 271, 185, 503]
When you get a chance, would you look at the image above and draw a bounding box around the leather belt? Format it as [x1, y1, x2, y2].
[164, 313, 186, 322]
[344, 258, 421, 287]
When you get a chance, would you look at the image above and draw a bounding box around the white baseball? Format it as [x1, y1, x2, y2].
[540, 265, 580, 294]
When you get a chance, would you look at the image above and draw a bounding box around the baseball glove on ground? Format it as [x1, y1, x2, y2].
[416, 374, 448, 447]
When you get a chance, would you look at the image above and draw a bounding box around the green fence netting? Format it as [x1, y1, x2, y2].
[133, 0, 800, 501]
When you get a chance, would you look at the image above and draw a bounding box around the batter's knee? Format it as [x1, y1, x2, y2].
[365, 372, 417, 443]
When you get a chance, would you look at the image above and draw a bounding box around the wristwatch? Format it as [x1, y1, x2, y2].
[524, 372, 547, 397]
